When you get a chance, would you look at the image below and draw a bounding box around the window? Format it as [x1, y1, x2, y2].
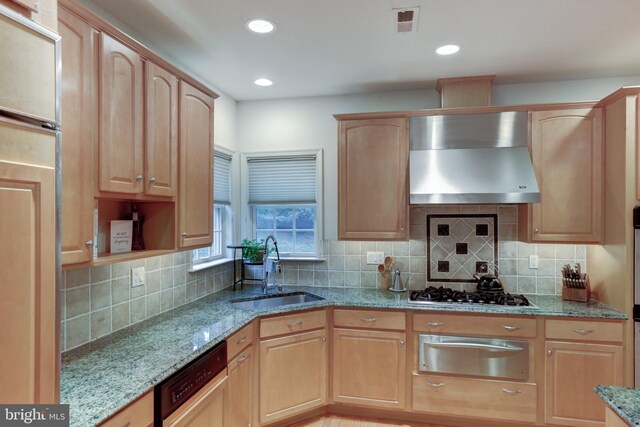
[192, 150, 233, 266]
[245, 150, 323, 258]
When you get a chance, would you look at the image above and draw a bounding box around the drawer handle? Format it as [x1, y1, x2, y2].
[426, 322, 445, 327]
[502, 388, 522, 395]
[426, 381, 445, 388]
[502, 325, 521, 331]
[360, 317, 377, 322]
[237, 336, 247, 345]
[573, 328, 594, 335]
[287, 320, 303, 327]
[237, 354, 247, 364]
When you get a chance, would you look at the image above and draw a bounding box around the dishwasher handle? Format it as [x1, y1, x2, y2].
[425, 341, 525, 352]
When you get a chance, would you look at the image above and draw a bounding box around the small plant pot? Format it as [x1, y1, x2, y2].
[243, 248, 265, 264]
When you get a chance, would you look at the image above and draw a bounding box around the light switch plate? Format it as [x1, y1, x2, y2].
[131, 266, 145, 287]
[366, 251, 384, 265]
[529, 255, 539, 269]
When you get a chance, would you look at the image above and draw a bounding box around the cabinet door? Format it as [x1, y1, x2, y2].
[228, 346, 254, 427]
[145, 61, 178, 197]
[528, 108, 603, 243]
[59, 7, 96, 265]
[259, 329, 327, 424]
[165, 374, 228, 427]
[338, 118, 409, 240]
[332, 328, 405, 409]
[99, 32, 144, 194]
[545, 341, 623, 426]
[0, 118, 57, 403]
[178, 81, 214, 248]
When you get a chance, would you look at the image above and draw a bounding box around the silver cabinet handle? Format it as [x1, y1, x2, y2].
[426, 342, 524, 352]
[534, 228, 539, 234]
[149, 177, 156, 183]
[502, 325, 522, 331]
[426, 321, 445, 326]
[547, 350, 553, 356]
[427, 381, 444, 388]
[287, 320, 303, 327]
[181, 232, 187, 238]
[502, 388, 522, 395]
[400, 340, 405, 346]
[237, 354, 247, 364]
[573, 328, 594, 335]
[360, 317, 377, 322]
[237, 336, 247, 345]
[85, 240, 94, 247]
[136, 174, 143, 182]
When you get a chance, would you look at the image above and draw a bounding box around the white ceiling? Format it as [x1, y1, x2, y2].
[85, 0, 640, 101]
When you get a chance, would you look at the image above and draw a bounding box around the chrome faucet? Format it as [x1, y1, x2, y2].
[262, 234, 282, 294]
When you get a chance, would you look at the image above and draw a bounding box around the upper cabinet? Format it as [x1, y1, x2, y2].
[145, 61, 178, 197]
[178, 81, 214, 248]
[519, 108, 603, 243]
[338, 117, 409, 240]
[99, 32, 144, 194]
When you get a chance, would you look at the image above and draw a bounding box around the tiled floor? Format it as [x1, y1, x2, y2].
[288, 415, 451, 427]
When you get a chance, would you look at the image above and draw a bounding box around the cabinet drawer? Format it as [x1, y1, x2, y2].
[227, 322, 254, 362]
[100, 390, 153, 427]
[413, 313, 537, 338]
[412, 374, 537, 423]
[334, 309, 406, 330]
[546, 319, 623, 343]
[260, 309, 326, 338]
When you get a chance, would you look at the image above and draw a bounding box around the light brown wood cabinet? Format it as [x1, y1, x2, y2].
[520, 108, 603, 243]
[338, 117, 409, 240]
[0, 117, 57, 403]
[605, 407, 631, 427]
[259, 328, 327, 424]
[332, 328, 406, 409]
[228, 346, 254, 427]
[58, 6, 96, 266]
[545, 341, 623, 426]
[145, 61, 178, 197]
[164, 370, 228, 427]
[100, 390, 153, 427]
[178, 81, 214, 248]
[99, 32, 144, 195]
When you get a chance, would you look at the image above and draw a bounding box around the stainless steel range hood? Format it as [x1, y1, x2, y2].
[409, 111, 541, 204]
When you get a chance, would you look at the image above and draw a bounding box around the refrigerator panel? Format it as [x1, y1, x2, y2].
[0, 3, 60, 125]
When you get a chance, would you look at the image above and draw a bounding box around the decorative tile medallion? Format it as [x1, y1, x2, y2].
[427, 214, 498, 283]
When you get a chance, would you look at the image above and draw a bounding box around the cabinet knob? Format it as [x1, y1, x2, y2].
[400, 340, 405, 346]
[400, 227, 405, 232]
[136, 175, 143, 182]
[85, 240, 94, 247]
[321, 337, 326, 342]
[149, 177, 156, 184]
[181, 232, 187, 238]
[534, 228, 539, 234]
[547, 350, 553, 356]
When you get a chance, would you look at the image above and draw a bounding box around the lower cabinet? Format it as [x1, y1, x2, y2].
[412, 374, 537, 423]
[605, 407, 631, 427]
[164, 370, 228, 427]
[259, 329, 327, 425]
[332, 328, 406, 409]
[100, 391, 153, 427]
[228, 345, 254, 427]
[545, 341, 624, 426]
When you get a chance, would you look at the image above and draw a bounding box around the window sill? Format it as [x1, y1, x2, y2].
[188, 257, 234, 273]
[276, 256, 326, 262]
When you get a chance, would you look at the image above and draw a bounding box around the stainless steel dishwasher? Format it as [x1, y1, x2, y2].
[418, 334, 529, 380]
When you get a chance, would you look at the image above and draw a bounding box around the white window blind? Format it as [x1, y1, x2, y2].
[214, 152, 231, 204]
[248, 155, 317, 204]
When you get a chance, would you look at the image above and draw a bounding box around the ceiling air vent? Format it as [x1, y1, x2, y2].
[393, 7, 420, 34]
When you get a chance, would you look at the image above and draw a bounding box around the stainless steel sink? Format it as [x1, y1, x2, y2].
[230, 292, 325, 310]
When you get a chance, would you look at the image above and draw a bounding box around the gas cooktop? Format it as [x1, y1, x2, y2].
[408, 286, 537, 308]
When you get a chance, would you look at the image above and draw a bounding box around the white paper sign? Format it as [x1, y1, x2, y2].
[111, 220, 133, 253]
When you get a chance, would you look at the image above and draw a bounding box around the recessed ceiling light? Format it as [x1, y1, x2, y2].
[246, 19, 276, 34]
[254, 78, 273, 87]
[436, 44, 460, 55]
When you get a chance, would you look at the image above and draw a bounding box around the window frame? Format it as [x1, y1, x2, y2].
[251, 204, 318, 257]
[241, 149, 324, 260]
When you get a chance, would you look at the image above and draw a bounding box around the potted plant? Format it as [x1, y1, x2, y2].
[241, 238, 266, 264]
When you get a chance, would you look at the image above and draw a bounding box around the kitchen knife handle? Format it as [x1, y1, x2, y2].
[426, 381, 445, 388]
[573, 328, 594, 335]
[426, 321, 445, 327]
[502, 325, 522, 331]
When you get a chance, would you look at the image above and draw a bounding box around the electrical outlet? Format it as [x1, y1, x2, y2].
[366, 251, 384, 265]
[529, 255, 539, 269]
[131, 266, 145, 287]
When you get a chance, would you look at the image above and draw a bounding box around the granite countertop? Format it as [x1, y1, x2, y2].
[61, 285, 627, 426]
[595, 385, 640, 426]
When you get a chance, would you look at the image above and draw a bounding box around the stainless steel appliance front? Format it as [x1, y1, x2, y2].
[419, 334, 529, 380]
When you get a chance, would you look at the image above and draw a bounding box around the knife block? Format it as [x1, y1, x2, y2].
[562, 276, 591, 303]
